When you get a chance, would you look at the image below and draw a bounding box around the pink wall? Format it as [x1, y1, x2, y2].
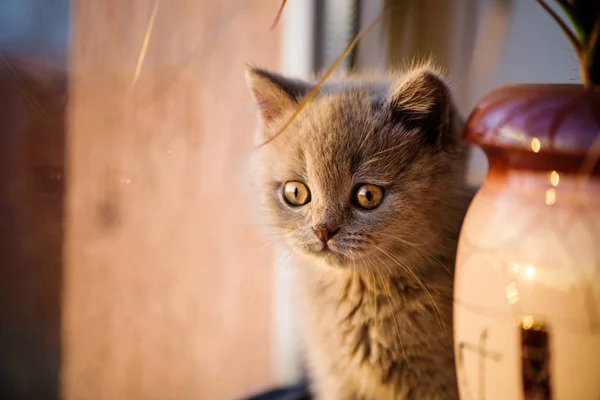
[63, 1, 278, 398]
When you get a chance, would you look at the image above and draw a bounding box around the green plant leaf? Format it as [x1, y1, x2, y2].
[554, 0, 587, 41]
[569, 0, 600, 42]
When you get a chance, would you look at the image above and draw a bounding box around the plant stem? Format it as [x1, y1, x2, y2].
[554, 0, 587, 42]
[586, 17, 600, 86]
[536, 0, 582, 53]
[579, 55, 591, 87]
[536, 0, 595, 87]
[269, 0, 287, 31]
[258, 6, 389, 147]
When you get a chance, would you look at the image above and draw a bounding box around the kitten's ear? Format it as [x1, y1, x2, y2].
[245, 67, 311, 124]
[389, 68, 455, 147]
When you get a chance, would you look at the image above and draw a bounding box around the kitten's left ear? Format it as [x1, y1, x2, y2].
[389, 68, 456, 147]
[245, 67, 312, 124]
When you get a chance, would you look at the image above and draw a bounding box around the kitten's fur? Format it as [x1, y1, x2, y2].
[246, 64, 472, 400]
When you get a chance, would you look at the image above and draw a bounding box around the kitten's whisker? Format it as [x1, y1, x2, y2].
[257, 239, 279, 247]
[369, 143, 407, 159]
[375, 232, 453, 276]
[361, 156, 384, 167]
[375, 232, 423, 247]
[420, 252, 453, 277]
[363, 258, 378, 317]
[260, 232, 290, 238]
[273, 249, 294, 286]
[344, 258, 358, 323]
[357, 126, 376, 152]
[372, 260, 408, 366]
[335, 268, 351, 310]
[371, 251, 395, 278]
[257, 232, 294, 247]
[274, 250, 294, 267]
[373, 246, 446, 338]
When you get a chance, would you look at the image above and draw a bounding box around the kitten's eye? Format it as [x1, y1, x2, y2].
[283, 181, 311, 206]
[353, 184, 384, 210]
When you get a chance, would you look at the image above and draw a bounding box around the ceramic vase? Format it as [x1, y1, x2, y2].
[454, 84, 600, 400]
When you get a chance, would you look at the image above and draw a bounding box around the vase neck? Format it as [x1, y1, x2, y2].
[484, 166, 600, 203]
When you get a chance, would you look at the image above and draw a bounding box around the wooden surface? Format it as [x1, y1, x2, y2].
[64, 1, 277, 399]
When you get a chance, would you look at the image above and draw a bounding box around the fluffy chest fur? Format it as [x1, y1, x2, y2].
[296, 260, 457, 400]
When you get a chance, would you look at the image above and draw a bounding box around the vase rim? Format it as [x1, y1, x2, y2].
[483, 82, 599, 92]
[464, 83, 600, 175]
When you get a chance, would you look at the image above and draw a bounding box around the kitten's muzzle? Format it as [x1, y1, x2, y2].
[313, 226, 340, 245]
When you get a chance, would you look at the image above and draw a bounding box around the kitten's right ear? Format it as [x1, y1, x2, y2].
[245, 67, 311, 124]
[389, 67, 455, 147]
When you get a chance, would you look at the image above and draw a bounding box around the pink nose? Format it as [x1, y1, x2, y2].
[313, 227, 340, 243]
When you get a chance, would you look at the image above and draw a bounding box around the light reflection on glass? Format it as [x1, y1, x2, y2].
[545, 188, 556, 205]
[550, 171, 559, 187]
[521, 315, 534, 330]
[530, 138, 541, 153]
[524, 265, 536, 278]
[520, 315, 545, 331]
[499, 126, 525, 142]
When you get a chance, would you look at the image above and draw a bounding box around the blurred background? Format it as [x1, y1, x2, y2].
[0, 0, 578, 399]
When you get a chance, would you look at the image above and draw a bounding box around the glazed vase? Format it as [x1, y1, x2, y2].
[454, 84, 600, 400]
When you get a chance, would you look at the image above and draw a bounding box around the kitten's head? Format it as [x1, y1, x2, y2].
[246, 65, 468, 272]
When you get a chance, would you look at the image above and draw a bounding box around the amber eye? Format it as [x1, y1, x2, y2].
[353, 184, 384, 210]
[283, 181, 311, 206]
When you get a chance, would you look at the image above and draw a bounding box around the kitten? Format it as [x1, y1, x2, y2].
[245, 64, 472, 400]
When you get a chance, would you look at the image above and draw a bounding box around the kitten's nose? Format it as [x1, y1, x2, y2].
[313, 226, 340, 243]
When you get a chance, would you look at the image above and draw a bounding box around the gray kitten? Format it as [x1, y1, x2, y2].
[245, 63, 472, 400]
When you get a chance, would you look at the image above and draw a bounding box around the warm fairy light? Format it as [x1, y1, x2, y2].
[545, 188, 556, 205]
[524, 265, 536, 278]
[520, 315, 545, 331]
[550, 171, 560, 187]
[513, 263, 536, 278]
[522, 315, 534, 330]
[531, 138, 541, 153]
